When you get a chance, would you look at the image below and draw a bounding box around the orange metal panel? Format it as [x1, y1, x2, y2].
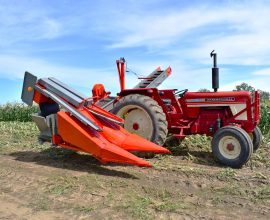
[57, 111, 152, 167]
[33, 91, 51, 104]
[78, 107, 170, 153]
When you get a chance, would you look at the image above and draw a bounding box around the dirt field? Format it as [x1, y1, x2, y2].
[0, 122, 269, 220]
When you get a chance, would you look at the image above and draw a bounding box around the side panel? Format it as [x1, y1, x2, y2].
[31, 113, 52, 140]
[57, 111, 153, 167]
[21, 72, 37, 106]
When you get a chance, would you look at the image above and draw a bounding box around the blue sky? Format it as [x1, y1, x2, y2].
[0, 0, 270, 104]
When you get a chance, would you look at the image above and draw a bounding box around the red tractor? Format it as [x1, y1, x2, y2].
[92, 51, 261, 168]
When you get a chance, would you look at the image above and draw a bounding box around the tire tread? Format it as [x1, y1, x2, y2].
[111, 94, 168, 146]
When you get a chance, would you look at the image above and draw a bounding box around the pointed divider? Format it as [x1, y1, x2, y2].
[57, 111, 152, 167]
[121, 133, 171, 154]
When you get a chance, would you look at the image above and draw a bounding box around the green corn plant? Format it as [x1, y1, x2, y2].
[259, 103, 270, 135]
[0, 103, 39, 122]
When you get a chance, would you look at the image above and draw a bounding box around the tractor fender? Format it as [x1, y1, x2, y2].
[117, 88, 157, 97]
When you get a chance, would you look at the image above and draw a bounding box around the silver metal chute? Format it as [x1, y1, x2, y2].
[34, 85, 102, 131]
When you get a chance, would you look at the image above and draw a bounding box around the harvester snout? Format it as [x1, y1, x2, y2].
[21, 72, 170, 167]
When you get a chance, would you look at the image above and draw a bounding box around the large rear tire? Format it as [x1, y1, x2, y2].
[211, 126, 253, 168]
[111, 94, 168, 146]
[250, 126, 262, 152]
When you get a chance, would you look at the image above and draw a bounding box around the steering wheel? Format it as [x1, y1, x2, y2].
[174, 89, 188, 98]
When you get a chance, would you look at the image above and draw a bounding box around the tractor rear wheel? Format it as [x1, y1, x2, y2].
[250, 126, 262, 152]
[111, 94, 168, 148]
[211, 126, 253, 168]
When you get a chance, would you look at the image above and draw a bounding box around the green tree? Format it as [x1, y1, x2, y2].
[235, 82, 255, 92]
[258, 90, 270, 101]
[198, 88, 210, 92]
[235, 83, 270, 134]
[235, 83, 269, 102]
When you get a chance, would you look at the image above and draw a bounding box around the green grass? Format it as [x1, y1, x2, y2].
[212, 184, 248, 197]
[217, 168, 236, 180]
[73, 205, 94, 214]
[210, 183, 270, 205]
[256, 185, 270, 201]
[47, 175, 79, 195]
[0, 121, 44, 152]
[120, 188, 188, 219]
[28, 196, 52, 211]
[0, 121, 38, 136]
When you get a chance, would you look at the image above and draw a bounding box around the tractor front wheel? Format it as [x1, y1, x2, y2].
[111, 94, 168, 147]
[211, 126, 253, 168]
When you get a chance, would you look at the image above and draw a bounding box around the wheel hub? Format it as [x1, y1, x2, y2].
[116, 105, 153, 140]
[226, 143, 234, 151]
[218, 135, 241, 160]
[133, 122, 139, 130]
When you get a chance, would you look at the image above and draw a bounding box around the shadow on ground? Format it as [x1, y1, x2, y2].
[171, 149, 221, 167]
[165, 145, 221, 168]
[163, 136, 223, 167]
[8, 147, 138, 179]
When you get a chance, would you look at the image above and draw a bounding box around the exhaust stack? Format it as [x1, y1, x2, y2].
[210, 50, 219, 92]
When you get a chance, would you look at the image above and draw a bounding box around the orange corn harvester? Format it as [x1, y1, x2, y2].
[21, 72, 170, 167]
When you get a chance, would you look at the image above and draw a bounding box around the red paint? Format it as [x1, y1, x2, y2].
[112, 58, 260, 140]
[133, 123, 139, 130]
[116, 58, 125, 91]
[116, 80, 260, 139]
[227, 143, 234, 151]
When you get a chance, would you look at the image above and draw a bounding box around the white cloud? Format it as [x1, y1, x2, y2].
[0, 2, 81, 47]
[0, 53, 215, 97]
[220, 76, 270, 92]
[126, 58, 213, 91]
[0, 0, 270, 100]
[0, 54, 124, 94]
[252, 68, 270, 76]
[220, 68, 270, 92]
[103, 1, 270, 66]
[108, 8, 246, 49]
